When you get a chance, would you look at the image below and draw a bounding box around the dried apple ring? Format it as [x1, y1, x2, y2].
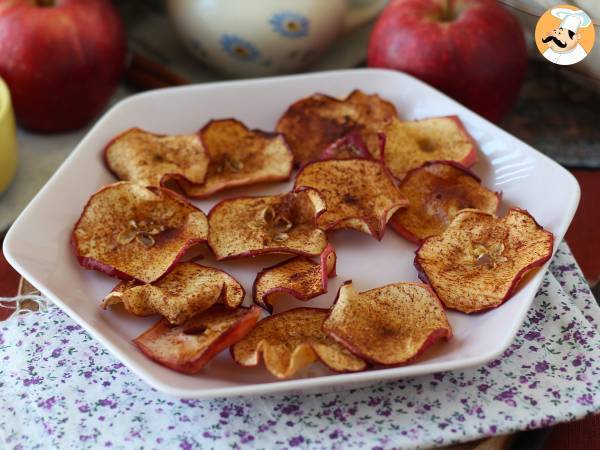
[294, 159, 407, 240]
[101, 262, 244, 324]
[178, 119, 293, 198]
[382, 116, 478, 179]
[323, 281, 452, 366]
[134, 305, 261, 374]
[72, 182, 208, 283]
[390, 161, 500, 242]
[253, 244, 336, 312]
[232, 307, 367, 379]
[277, 90, 397, 164]
[208, 190, 328, 260]
[104, 127, 209, 187]
[415, 208, 554, 313]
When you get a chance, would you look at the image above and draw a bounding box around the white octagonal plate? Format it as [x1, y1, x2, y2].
[3, 69, 580, 399]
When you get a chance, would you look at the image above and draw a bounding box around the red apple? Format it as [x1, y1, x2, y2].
[0, 0, 126, 132]
[368, 0, 527, 122]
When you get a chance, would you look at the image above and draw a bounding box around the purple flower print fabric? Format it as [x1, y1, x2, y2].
[0, 242, 598, 449]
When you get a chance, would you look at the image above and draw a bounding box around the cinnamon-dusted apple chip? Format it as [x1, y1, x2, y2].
[134, 305, 261, 374]
[231, 308, 366, 378]
[382, 116, 478, 179]
[72, 182, 208, 283]
[253, 245, 336, 312]
[323, 281, 452, 366]
[104, 127, 210, 187]
[319, 130, 373, 161]
[276, 90, 397, 164]
[177, 119, 293, 198]
[208, 190, 328, 260]
[101, 262, 244, 324]
[294, 159, 408, 240]
[415, 208, 554, 313]
[390, 161, 501, 242]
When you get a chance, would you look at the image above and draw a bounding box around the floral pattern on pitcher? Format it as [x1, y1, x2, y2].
[269, 12, 310, 38]
[220, 35, 261, 62]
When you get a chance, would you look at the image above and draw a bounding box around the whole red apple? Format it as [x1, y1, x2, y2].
[0, 0, 126, 132]
[368, 0, 527, 122]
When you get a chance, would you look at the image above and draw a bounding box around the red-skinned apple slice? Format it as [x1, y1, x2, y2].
[415, 208, 554, 313]
[231, 307, 367, 379]
[390, 161, 501, 242]
[177, 119, 293, 198]
[134, 305, 261, 375]
[71, 181, 208, 283]
[319, 130, 373, 161]
[101, 262, 244, 324]
[103, 127, 210, 188]
[323, 281, 452, 366]
[208, 189, 328, 260]
[382, 116, 478, 179]
[294, 158, 408, 240]
[253, 244, 337, 312]
[276, 90, 397, 164]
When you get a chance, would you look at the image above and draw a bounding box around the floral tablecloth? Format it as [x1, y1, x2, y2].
[0, 242, 598, 450]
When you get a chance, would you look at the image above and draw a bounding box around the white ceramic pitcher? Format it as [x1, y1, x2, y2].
[166, 0, 388, 77]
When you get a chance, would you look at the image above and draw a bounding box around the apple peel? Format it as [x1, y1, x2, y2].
[101, 262, 244, 324]
[390, 161, 501, 242]
[208, 190, 328, 260]
[177, 119, 293, 198]
[276, 90, 397, 164]
[134, 305, 261, 374]
[294, 159, 408, 240]
[382, 116, 478, 179]
[71, 181, 208, 283]
[323, 281, 452, 366]
[319, 130, 373, 161]
[415, 208, 554, 313]
[253, 244, 337, 312]
[231, 307, 367, 379]
[103, 127, 210, 188]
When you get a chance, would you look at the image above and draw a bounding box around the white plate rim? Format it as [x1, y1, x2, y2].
[3, 68, 580, 399]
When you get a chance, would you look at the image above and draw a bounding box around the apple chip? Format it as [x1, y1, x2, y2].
[253, 244, 337, 312]
[319, 130, 373, 161]
[134, 305, 261, 374]
[231, 308, 366, 378]
[390, 161, 501, 242]
[323, 281, 452, 366]
[101, 262, 244, 324]
[104, 127, 209, 187]
[294, 159, 408, 240]
[177, 119, 293, 198]
[72, 181, 208, 283]
[382, 116, 478, 179]
[276, 90, 397, 164]
[208, 190, 328, 260]
[415, 208, 554, 313]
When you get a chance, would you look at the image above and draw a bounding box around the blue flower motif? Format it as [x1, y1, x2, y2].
[270, 11, 309, 38]
[220, 35, 260, 62]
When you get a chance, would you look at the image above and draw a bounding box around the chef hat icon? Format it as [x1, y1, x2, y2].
[551, 8, 592, 34]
